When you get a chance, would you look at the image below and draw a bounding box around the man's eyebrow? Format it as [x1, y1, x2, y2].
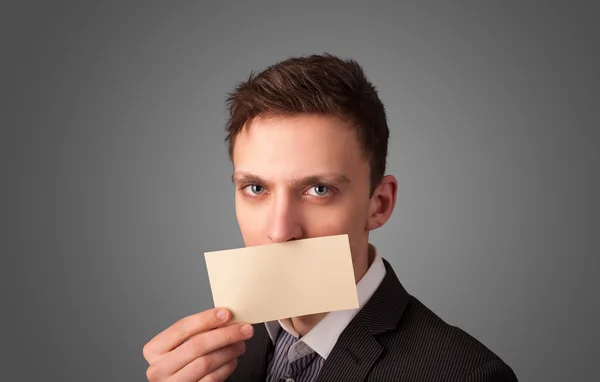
[288, 174, 351, 188]
[231, 172, 266, 185]
[231, 172, 351, 187]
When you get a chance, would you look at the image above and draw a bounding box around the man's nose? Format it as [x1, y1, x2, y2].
[266, 194, 303, 243]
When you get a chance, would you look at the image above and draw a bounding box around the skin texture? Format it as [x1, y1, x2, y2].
[143, 113, 397, 381]
[232, 113, 398, 336]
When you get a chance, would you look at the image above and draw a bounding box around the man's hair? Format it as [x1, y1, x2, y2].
[225, 53, 389, 195]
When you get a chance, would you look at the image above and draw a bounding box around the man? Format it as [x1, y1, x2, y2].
[143, 54, 518, 381]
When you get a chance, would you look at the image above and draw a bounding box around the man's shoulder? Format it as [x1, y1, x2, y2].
[372, 295, 517, 381]
[389, 295, 495, 355]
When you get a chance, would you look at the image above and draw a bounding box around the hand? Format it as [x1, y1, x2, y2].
[143, 308, 254, 381]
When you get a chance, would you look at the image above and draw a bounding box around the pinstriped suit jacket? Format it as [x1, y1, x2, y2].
[227, 259, 518, 381]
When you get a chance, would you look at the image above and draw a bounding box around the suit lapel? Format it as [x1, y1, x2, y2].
[316, 259, 410, 382]
[315, 320, 383, 382]
[226, 323, 272, 381]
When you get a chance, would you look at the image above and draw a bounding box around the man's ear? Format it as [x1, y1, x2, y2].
[366, 175, 398, 231]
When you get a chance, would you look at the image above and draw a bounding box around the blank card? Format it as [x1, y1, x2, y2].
[204, 234, 359, 324]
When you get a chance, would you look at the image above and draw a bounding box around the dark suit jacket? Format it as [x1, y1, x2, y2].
[227, 259, 518, 381]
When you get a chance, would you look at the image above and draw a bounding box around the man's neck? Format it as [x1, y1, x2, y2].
[289, 244, 375, 337]
[290, 312, 328, 337]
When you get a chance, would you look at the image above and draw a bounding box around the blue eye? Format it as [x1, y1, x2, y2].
[307, 185, 329, 196]
[249, 184, 264, 194]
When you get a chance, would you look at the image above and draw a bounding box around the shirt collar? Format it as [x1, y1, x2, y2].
[265, 244, 387, 359]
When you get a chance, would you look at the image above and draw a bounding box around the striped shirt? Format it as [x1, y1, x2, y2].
[266, 329, 325, 382]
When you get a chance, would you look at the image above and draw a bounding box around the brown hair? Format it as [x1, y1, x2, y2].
[225, 53, 389, 194]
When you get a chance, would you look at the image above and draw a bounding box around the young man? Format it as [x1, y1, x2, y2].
[143, 54, 518, 381]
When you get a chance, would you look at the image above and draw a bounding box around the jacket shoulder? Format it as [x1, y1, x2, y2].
[371, 296, 517, 381]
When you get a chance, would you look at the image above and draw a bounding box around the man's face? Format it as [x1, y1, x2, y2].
[231, 114, 375, 278]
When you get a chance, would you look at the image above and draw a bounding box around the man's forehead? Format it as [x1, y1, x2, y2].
[235, 114, 357, 145]
[232, 130, 360, 162]
[231, 114, 368, 180]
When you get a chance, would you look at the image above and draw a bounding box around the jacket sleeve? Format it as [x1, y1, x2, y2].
[464, 359, 518, 382]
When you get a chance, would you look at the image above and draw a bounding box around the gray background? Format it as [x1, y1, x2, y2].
[2, 1, 598, 381]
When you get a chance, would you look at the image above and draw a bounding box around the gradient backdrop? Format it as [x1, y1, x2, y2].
[2, 1, 598, 381]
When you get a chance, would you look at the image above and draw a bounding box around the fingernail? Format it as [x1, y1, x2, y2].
[217, 309, 228, 320]
[240, 324, 254, 337]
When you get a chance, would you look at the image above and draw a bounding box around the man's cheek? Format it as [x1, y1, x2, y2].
[308, 213, 356, 237]
[237, 217, 263, 245]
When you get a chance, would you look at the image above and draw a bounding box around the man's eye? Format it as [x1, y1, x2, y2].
[306, 185, 329, 196]
[244, 184, 265, 195]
